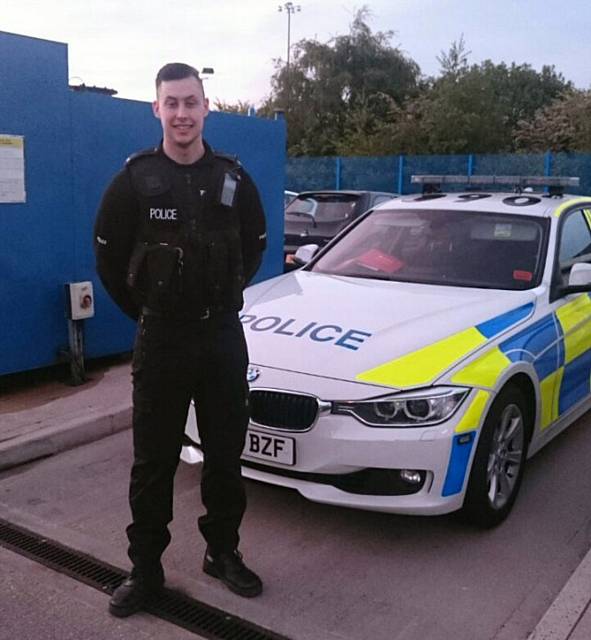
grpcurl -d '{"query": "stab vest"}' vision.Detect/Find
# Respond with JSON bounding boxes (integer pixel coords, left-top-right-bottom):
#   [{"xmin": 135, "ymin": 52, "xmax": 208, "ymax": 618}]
[{"xmin": 126, "ymin": 147, "xmax": 246, "ymax": 315}]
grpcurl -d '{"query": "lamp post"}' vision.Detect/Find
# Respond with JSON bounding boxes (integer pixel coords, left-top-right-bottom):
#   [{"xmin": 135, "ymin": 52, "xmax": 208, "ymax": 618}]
[
  {"xmin": 278, "ymin": 2, "xmax": 301, "ymax": 70},
  {"xmin": 278, "ymin": 2, "xmax": 301, "ymax": 112}
]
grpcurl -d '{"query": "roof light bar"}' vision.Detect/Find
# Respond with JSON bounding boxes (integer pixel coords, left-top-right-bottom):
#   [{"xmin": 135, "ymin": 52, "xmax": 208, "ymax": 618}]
[{"xmin": 411, "ymin": 175, "xmax": 580, "ymax": 188}]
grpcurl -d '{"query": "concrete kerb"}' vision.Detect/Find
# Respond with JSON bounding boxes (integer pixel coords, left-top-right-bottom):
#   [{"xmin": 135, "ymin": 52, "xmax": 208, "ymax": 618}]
[
  {"xmin": 527, "ymin": 546, "xmax": 591, "ymax": 640},
  {"xmin": 0, "ymin": 404, "xmax": 131, "ymax": 471}
]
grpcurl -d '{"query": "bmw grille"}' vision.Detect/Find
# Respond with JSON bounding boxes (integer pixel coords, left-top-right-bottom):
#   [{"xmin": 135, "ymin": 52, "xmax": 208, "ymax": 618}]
[{"xmin": 249, "ymin": 390, "xmax": 319, "ymax": 431}]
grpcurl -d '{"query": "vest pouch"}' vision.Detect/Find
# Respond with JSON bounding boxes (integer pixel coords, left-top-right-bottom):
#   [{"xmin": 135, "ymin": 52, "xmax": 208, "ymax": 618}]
[
  {"xmin": 127, "ymin": 242, "xmax": 184, "ymax": 311},
  {"xmin": 206, "ymin": 236, "xmax": 229, "ymax": 307},
  {"xmin": 206, "ymin": 231, "xmax": 244, "ymax": 310}
]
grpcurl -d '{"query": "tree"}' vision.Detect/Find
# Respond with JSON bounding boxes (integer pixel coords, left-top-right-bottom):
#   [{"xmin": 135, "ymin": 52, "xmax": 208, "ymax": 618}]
[
  {"xmin": 260, "ymin": 27, "xmax": 573, "ymax": 156},
  {"xmin": 436, "ymin": 35, "xmax": 470, "ymax": 79},
  {"xmin": 514, "ymin": 90, "xmax": 591, "ymax": 152},
  {"xmin": 212, "ymin": 99, "xmax": 251, "ymax": 115},
  {"xmin": 262, "ymin": 7, "xmax": 421, "ymax": 155},
  {"xmin": 383, "ymin": 49, "xmax": 573, "ymax": 154}
]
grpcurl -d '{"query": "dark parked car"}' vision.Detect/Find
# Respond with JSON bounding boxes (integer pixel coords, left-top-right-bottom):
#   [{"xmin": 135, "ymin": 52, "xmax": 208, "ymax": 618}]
[{"xmin": 284, "ymin": 190, "xmax": 396, "ymax": 260}]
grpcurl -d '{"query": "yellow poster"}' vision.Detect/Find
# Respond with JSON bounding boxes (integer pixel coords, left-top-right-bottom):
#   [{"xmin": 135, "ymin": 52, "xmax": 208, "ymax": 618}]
[{"xmin": 0, "ymin": 135, "xmax": 26, "ymax": 203}]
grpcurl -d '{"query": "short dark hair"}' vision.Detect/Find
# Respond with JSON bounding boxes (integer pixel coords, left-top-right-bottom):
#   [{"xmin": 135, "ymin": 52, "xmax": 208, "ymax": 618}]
[{"xmin": 155, "ymin": 63, "xmax": 203, "ymax": 93}]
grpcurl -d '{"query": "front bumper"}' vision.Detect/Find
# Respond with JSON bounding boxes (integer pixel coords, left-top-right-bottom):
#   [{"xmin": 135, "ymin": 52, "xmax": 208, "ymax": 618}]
[{"xmin": 181, "ymin": 372, "xmax": 486, "ymax": 516}]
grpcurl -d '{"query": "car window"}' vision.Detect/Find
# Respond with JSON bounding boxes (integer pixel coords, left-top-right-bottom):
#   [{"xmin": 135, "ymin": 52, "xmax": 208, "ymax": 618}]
[
  {"xmin": 286, "ymin": 194, "xmax": 359, "ymax": 222},
  {"xmin": 286, "ymin": 197, "xmax": 316, "ymax": 216},
  {"xmin": 559, "ymin": 209, "xmax": 591, "ymax": 264},
  {"xmin": 310, "ymin": 208, "xmax": 548, "ymax": 290}
]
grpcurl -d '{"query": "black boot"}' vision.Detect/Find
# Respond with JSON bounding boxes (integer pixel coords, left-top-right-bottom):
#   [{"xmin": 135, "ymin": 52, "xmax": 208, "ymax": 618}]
[
  {"xmin": 109, "ymin": 569, "xmax": 164, "ymax": 617},
  {"xmin": 203, "ymin": 549, "xmax": 262, "ymax": 597}
]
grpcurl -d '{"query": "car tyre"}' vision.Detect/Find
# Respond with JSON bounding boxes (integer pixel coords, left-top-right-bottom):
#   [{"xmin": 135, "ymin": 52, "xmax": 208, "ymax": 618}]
[{"xmin": 461, "ymin": 387, "xmax": 529, "ymax": 528}]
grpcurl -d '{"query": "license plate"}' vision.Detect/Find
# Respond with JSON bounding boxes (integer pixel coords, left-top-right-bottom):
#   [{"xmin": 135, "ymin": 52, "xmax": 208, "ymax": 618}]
[{"xmin": 243, "ymin": 429, "xmax": 295, "ymax": 466}]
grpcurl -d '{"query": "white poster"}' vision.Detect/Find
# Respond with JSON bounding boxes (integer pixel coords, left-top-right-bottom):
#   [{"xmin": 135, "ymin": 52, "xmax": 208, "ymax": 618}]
[{"xmin": 0, "ymin": 135, "xmax": 26, "ymax": 203}]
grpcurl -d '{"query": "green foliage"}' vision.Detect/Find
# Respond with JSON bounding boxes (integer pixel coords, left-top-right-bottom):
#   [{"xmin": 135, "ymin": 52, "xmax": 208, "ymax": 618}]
[
  {"xmin": 212, "ymin": 99, "xmax": 252, "ymax": 114},
  {"xmin": 259, "ymin": 14, "xmax": 576, "ymax": 156},
  {"xmin": 514, "ymin": 90, "xmax": 591, "ymax": 152},
  {"xmin": 436, "ymin": 35, "xmax": 471, "ymax": 79},
  {"xmin": 387, "ymin": 59, "xmax": 572, "ymax": 154},
  {"xmin": 264, "ymin": 7, "xmax": 421, "ymax": 155}
]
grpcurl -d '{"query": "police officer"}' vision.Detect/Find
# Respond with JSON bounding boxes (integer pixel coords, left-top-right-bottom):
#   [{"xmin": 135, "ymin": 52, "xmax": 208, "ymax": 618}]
[{"xmin": 94, "ymin": 63, "xmax": 266, "ymax": 617}]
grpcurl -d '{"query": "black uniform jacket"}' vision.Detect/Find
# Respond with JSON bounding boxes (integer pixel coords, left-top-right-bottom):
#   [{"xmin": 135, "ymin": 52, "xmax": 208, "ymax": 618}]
[{"xmin": 94, "ymin": 142, "xmax": 267, "ymax": 320}]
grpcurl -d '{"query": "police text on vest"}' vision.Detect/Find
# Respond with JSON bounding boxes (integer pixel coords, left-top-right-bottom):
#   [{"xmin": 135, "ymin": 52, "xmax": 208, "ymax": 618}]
[{"xmin": 150, "ymin": 208, "xmax": 178, "ymax": 221}]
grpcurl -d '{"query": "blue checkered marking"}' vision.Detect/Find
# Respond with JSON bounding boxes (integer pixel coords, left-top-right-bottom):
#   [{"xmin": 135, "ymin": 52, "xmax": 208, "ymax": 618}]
[
  {"xmin": 499, "ymin": 314, "xmax": 560, "ymax": 380},
  {"xmin": 476, "ymin": 303, "xmax": 534, "ymax": 339},
  {"xmin": 559, "ymin": 349, "xmax": 591, "ymax": 414}
]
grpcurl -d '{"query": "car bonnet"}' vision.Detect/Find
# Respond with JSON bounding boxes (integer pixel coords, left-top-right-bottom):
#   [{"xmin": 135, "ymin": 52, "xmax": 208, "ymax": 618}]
[{"xmin": 241, "ymin": 271, "xmax": 537, "ymax": 389}]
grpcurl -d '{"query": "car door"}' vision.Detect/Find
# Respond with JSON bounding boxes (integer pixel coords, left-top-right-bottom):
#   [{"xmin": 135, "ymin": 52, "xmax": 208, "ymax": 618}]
[{"xmin": 552, "ymin": 207, "xmax": 591, "ymax": 422}]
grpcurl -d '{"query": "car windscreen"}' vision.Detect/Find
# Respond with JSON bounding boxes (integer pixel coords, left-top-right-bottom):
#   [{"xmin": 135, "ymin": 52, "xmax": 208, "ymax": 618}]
[
  {"xmin": 309, "ymin": 208, "xmax": 548, "ymax": 290},
  {"xmin": 285, "ymin": 194, "xmax": 359, "ymax": 223}
]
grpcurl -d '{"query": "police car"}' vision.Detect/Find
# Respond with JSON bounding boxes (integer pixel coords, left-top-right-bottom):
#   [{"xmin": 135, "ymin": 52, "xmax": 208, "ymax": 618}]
[{"xmin": 182, "ymin": 175, "xmax": 591, "ymax": 527}]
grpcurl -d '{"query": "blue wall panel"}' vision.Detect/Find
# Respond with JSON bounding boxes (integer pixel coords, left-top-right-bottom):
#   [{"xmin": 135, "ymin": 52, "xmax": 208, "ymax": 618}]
[
  {"xmin": 203, "ymin": 111, "xmax": 286, "ymax": 290},
  {"xmin": 0, "ymin": 32, "xmax": 72, "ymax": 373},
  {"xmin": 0, "ymin": 31, "xmax": 285, "ymax": 374},
  {"xmin": 70, "ymin": 94, "xmax": 164, "ymax": 357}
]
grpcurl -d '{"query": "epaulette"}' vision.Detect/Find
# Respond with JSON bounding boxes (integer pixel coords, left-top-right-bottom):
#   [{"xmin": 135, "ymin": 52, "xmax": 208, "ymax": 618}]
[
  {"xmin": 125, "ymin": 147, "xmax": 159, "ymax": 166},
  {"xmin": 213, "ymin": 150, "xmax": 242, "ymax": 168}
]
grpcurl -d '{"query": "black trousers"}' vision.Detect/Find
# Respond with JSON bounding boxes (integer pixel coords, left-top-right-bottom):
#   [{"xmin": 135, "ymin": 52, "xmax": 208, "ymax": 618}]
[{"xmin": 126, "ymin": 311, "xmax": 249, "ymax": 575}]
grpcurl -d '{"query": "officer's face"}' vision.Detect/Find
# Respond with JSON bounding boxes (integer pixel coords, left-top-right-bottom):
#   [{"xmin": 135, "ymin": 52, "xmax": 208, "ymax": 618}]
[{"xmin": 153, "ymin": 77, "xmax": 210, "ymax": 150}]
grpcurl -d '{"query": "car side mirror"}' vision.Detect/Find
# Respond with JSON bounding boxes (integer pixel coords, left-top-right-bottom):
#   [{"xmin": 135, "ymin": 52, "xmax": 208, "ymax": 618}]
[
  {"xmin": 553, "ymin": 262, "xmax": 591, "ymax": 300},
  {"xmin": 568, "ymin": 262, "xmax": 591, "ymax": 287},
  {"xmin": 293, "ymin": 244, "xmax": 319, "ymax": 266}
]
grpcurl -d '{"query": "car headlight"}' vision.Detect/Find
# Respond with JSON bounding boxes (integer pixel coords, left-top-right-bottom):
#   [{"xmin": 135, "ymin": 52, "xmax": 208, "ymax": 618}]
[{"xmin": 332, "ymin": 386, "xmax": 470, "ymax": 427}]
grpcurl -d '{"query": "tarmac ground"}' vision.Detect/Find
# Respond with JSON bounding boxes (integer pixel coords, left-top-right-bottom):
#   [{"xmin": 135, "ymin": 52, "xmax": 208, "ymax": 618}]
[{"xmin": 1, "ymin": 355, "xmax": 591, "ymax": 639}]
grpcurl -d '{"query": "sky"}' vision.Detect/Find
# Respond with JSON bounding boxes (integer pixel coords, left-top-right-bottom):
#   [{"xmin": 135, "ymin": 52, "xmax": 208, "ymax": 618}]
[{"xmin": 2, "ymin": 0, "xmax": 590, "ymax": 108}]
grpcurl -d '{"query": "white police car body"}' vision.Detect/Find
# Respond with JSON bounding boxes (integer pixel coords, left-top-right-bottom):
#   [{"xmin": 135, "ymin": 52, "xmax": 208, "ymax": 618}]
[{"xmin": 182, "ymin": 176, "xmax": 591, "ymax": 526}]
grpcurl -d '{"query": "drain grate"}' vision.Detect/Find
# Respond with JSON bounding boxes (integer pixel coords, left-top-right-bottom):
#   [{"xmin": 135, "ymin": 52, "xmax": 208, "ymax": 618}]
[{"xmin": 0, "ymin": 518, "xmax": 291, "ymax": 640}]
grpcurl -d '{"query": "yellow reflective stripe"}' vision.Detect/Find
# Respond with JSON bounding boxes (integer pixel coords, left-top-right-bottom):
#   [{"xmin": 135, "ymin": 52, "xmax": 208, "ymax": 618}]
[
  {"xmin": 540, "ymin": 367, "xmax": 564, "ymax": 430},
  {"xmin": 553, "ymin": 198, "xmax": 591, "ymax": 217},
  {"xmin": 356, "ymin": 327, "xmax": 486, "ymax": 388},
  {"xmin": 455, "ymin": 390, "xmax": 490, "ymax": 434},
  {"xmin": 584, "ymin": 209, "xmax": 591, "ymax": 227},
  {"xmin": 556, "ymin": 294, "xmax": 591, "ymax": 364},
  {"xmin": 451, "ymin": 346, "xmax": 511, "ymax": 388}
]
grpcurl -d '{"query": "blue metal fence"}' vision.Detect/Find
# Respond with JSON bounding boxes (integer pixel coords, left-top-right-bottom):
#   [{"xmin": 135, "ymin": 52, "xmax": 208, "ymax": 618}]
[
  {"xmin": 287, "ymin": 153, "xmax": 591, "ymax": 195},
  {"xmin": 0, "ymin": 31, "xmax": 286, "ymax": 375}
]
